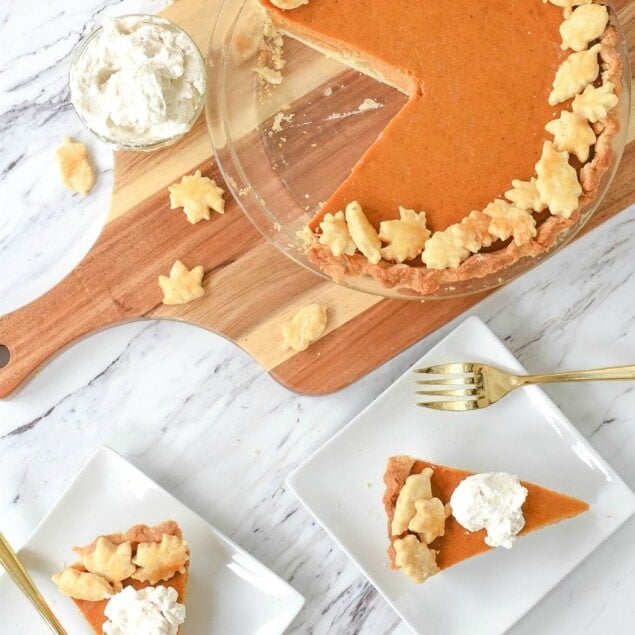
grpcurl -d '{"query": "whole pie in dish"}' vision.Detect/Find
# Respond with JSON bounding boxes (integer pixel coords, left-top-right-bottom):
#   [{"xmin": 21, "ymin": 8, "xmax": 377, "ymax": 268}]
[
  {"xmin": 52, "ymin": 520, "xmax": 189, "ymax": 634},
  {"xmin": 258, "ymin": 0, "xmax": 622, "ymax": 295},
  {"xmin": 383, "ymin": 455, "xmax": 589, "ymax": 583}
]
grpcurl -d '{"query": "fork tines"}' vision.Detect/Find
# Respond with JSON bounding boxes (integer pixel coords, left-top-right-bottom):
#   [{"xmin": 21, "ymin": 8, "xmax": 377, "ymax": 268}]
[{"xmin": 414, "ymin": 362, "xmax": 482, "ymax": 410}]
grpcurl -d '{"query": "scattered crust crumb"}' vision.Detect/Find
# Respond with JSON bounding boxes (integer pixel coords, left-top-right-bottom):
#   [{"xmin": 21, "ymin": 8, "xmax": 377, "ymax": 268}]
[
  {"xmin": 168, "ymin": 170, "xmax": 225, "ymax": 224},
  {"xmin": 282, "ymin": 303, "xmax": 328, "ymax": 351},
  {"xmin": 55, "ymin": 136, "xmax": 95, "ymax": 195},
  {"xmin": 271, "ymin": 111, "xmax": 294, "ymax": 132},
  {"xmin": 158, "ymin": 260, "xmax": 206, "ymax": 305},
  {"xmin": 254, "ymin": 66, "xmax": 283, "ymax": 85},
  {"xmin": 358, "ymin": 98, "xmax": 383, "ymax": 111}
]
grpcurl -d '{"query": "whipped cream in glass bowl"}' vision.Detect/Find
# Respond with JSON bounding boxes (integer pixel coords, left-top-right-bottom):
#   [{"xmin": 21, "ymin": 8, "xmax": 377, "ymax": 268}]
[{"xmin": 69, "ymin": 15, "xmax": 206, "ymax": 151}]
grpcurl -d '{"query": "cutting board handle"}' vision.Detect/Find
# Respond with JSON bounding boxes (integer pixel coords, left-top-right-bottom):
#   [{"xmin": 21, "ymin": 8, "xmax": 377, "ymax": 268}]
[{"xmin": 0, "ymin": 270, "xmax": 126, "ymax": 398}]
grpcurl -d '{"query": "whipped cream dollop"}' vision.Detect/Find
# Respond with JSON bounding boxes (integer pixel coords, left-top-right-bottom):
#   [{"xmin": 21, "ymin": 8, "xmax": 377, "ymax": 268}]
[
  {"xmin": 70, "ymin": 16, "xmax": 205, "ymax": 147},
  {"xmin": 103, "ymin": 585, "xmax": 185, "ymax": 635},
  {"xmin": 450, "ymin": 472, "xmax": 528, "ymax": 549}
]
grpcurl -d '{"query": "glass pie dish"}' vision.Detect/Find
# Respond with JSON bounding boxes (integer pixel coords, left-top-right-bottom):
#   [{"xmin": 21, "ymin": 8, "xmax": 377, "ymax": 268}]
[{"xmin": 206, "ymin": 0, "xmax": 630, "ymax": 300}]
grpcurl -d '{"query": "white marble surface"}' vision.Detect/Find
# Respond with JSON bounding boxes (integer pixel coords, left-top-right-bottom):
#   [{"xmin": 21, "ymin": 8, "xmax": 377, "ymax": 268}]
[{"xmin": 1, "ymin": 1, "xmax": 634, "ymax": 633}]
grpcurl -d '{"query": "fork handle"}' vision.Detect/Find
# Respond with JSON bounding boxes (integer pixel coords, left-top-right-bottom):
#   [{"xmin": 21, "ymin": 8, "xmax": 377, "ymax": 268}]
[
  {"xmin": 518, "ymin": 364, "xmax": 635, "ymax": 386},
  {"xmin": 0, "ymin": 532, "xmax": 68, "ymax": 634}
]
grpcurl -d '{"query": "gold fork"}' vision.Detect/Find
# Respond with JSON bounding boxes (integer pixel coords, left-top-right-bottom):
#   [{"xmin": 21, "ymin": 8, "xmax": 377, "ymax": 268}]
[
  {"xmin": 0, "ymin": 532, "xmax": 68, "ymax": 634},
  {"xmin": 415, "ymin": 362, "xmax": 635, "ymax": 411}
]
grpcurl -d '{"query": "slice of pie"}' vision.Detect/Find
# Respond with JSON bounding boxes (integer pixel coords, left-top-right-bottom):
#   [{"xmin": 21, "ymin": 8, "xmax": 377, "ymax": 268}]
[
  {"xmin": 52, "ymin": 520, "xmax": 189, "ymax": 634},
  {"xmin": 383, "ymin": 455, "xmax": 588, "ymax": 582},
  {"xmin": 258, "ymin": 0, "xmax": 622, "ymax": 295}
]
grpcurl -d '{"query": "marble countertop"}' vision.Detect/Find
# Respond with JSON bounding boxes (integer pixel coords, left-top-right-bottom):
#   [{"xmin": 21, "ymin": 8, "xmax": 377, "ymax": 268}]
[{"xmin": 1, "ymin": 1, "xmax": 634, "ymax": 633}]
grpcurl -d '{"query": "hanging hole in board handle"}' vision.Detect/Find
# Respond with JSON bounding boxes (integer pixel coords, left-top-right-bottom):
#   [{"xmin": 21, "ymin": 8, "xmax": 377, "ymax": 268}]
[{"xmin": 0, "ymin": 345, "xmax": 10, "ymax": 368}]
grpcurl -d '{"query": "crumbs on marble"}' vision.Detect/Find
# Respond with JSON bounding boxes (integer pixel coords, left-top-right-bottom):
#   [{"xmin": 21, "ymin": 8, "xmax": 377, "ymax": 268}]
[{"xmin": 55, "ymin": 136, "xmax": 95, "ymax": 195}]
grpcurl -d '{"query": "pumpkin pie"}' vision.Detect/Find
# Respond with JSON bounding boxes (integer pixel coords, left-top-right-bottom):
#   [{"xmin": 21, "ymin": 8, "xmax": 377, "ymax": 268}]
[
  {"xmin": 52, "ymin": 520, "xmax": 189, "ymax": 634},
  {"xmin": 259, "ymin": 0, "xmax": 622, "ymax": 295},
  {"xmin": 383, "ymin": 455, "xmax": 588, "ymax": 582}
]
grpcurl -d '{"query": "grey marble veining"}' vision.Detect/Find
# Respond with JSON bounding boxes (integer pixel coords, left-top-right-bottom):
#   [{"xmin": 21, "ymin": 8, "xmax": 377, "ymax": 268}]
[{"xmin": 1, "ymin": 1, "xmax": 634, "ymax": 633}]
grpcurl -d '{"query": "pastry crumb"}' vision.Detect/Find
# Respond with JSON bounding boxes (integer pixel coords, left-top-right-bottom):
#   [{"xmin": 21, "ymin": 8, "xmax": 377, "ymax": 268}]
[
  {"xmin": 358, "ymin": 98, "xmax": 382, "ymax": 111},
  {"xmin": 55, "ymin": 136, "xmax": 95, "ymax": 195},
  {"xmin": 271, "ymin": 111, "xmax": 294, "ymax": 132},
  {"xmin": 282, "ymin": 303, "xmax": 328, "ymax": 351}
]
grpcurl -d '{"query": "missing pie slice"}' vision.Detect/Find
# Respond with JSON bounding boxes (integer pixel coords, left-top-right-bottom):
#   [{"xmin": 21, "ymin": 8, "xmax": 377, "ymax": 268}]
[
  {"xmin": 383, "ymin": 455, "xmax": 588, "ymax": 582},
  {"xmin": 52, "ymin": 520, "xmax": 189, "ymax": 634}
]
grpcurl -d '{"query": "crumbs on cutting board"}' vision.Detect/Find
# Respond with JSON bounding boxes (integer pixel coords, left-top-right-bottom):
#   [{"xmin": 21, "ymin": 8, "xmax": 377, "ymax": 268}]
[
  {"xmin": 271, "ymin": 112, "xmax": 295, "ymax": 132},
  {"xmin": 358, "ymin": 98, "xmax": 382, "ymax": 111},
  {"xmin": 325, "ymin": 98, "xmax": 384, "ymax": 121}
]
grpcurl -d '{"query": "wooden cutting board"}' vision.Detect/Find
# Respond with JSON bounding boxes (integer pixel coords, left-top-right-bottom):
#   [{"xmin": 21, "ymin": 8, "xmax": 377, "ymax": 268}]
[{"xmin": 0, "ymin": 0, "xmax": 633, "ymax": 398}]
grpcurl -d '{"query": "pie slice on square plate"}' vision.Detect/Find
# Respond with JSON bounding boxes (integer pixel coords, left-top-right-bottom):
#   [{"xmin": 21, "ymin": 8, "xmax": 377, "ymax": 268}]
[
  {"xmin": 383, "ymin": 455, "xmax": 589, "ymax": 582},
  {"xmin": 52, "ymin": 520, "xmax": 189, "ymax": 634}
]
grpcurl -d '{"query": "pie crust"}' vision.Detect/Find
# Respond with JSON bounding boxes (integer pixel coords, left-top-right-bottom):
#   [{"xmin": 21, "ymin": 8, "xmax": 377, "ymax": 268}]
[{"xmin": 258, "ymin": 0, "xmax": 622, "ymax": 295}]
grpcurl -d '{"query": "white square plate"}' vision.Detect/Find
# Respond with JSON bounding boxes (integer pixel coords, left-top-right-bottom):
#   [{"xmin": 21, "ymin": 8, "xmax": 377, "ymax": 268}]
[
  {"xmin": 287, "ymin": 316, "xmax": 635, "ymax": 634},
  {"xmin": 0, "ymin": 446, "xmax": 304, "ymax": 634}
]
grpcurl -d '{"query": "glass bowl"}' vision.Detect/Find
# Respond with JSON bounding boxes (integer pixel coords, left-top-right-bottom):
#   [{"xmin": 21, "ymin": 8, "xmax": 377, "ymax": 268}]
[
  {"xmin": 206, "ymin": 1, "xmax": 630, "ymax": 299},
  {"xmin": 70, "ymin": 14, "xmax": 206, "ymax": 152}
]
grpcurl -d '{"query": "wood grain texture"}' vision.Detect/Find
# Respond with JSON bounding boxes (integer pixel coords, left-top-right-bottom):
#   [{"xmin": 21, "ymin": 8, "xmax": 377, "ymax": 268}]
[{"xmin": 0, "ymin": 0, "xmax": 633, "ymax": 398}]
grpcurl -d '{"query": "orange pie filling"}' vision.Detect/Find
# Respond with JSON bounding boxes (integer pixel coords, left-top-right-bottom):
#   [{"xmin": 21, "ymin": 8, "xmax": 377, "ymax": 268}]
[
  {"xmin": 260, "ymin": 0, "xmax": 622, "ymax": 295},
  {"xmin": 383, "ymin": 456, "xmax": 589, "ymax": 583}
]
